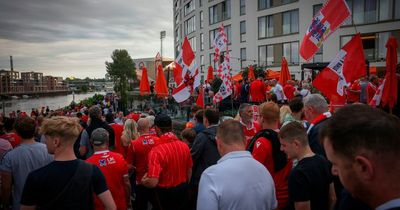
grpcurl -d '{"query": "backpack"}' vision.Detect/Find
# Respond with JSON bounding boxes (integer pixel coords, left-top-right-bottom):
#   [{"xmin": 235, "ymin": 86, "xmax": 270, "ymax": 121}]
[{"xmin": 247, "ymin": 129, "xmax": 288, "ymax": 172}]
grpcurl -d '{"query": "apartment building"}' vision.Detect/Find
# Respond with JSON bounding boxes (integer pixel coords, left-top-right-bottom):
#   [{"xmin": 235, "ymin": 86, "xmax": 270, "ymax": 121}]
[{"xmin": 173, "ymin": 0, "xmax": 400, "ymax": 79}]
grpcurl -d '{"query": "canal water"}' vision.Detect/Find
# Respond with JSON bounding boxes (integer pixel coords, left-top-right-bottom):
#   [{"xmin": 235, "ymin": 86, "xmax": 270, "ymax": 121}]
[{"xmin": 0, "ymin": 92, "xmax": 105, "ymax": 115}]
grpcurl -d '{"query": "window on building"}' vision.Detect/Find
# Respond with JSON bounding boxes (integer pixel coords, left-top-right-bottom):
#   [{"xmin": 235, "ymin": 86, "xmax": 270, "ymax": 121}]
[
  {"xmin": 282, "ymin": 0, "xmax": 296, "ymax": 4},
  {"xmin": 379, "ymin": 0, "xmax": 393, "ymax": 21},
  {"xmin": 200, "ymin": 11, "xmax": 204, "ymax": 28},
  {"xmin": 174, "ymin": 1, "xmax": 179, "ymax": 12},
  {"xmin": 176, "ymin": 44, "xmax": 180, "ymax": 57},
  {"xmin": 313, "ymin": 4, "xmax": 323, "ymax": 63},
  {"xmin": 209, "ymin": 0, "xmax": 231, "ymax": 25},
  {"xmin": 184, "ymin": 0, "xmax": 195, "ymax": 16},
  {"xmin": 258, "ymin": 45, "xmax": 274, "ymax": 67},
  {"xmin": 258, "ymin": 0, "xmax": 272, "ymax": 10},
  {"xmin": 258, "ymin": 15, "xmax": 273, "ymax": 38},
  {"xmin": 184, "ymin": 16, "xmax": 196, "ymax": 35},
  {"xmin": 199, "ymin": 0, "xmax": 203, "ymax": 7},
  {"xmin": 200, "ymin": 55, "xmax": 205, "ymax": 73},
  {"xmin": 189, "ymin": 36, "xmax": 196, "ymax": 52},
  {"xmin": 396, "ymin": 0, "xmax": 400, "ymax": 19},
  {"xmin": 209, "ymin": 25, "xmax": 231, "ymax": 48},
  {"xmin": 240, "ymin": 48, "xmax": 246, "ymax": 69},
  {"xmin": 378, "ymin": 32, "xmax": 390, "ymax": 59},
  {"xmin": 283, "ymin": 42, "xmax": 299, "ymax": 64},
  {"xmin": 200, "ymin": 33, "xmax": 204, "ymax": 51},
  {"xmin": 175, "ymin": 27, "xmax": 180, "ymax": 41},
  {"xmin": 209, "ymin": 53, "xmax": 217, "ymax": 69},
  {"xmin": 345, "ymin": 0, "xmax": 398, "ymax": 24},
  {"xmin": 240, "ymin": 21, "xmax": 246, "ymax": 42},
  {"xmin": 175, "ymin": 12, "xmax": 180, "ymax": 25},
  {"xmin": 240, "ymin": 0, "xmax": 246, "ymax": 15},
  {"xmin": 282, "ymin": 10, "xmax": 299, "ymax": 34}
]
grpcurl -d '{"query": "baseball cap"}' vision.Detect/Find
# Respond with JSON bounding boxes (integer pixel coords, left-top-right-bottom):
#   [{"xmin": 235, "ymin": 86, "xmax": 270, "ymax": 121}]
[{"xmin": 91, "ymin": 128, "xmax": 109, "ymax": 146}]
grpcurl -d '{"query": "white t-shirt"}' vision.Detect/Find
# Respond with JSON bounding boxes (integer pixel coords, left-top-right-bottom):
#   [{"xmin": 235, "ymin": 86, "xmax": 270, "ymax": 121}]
[{"xmin": 273, "ymin": 84, "xmax": 286, "ymax": 101}]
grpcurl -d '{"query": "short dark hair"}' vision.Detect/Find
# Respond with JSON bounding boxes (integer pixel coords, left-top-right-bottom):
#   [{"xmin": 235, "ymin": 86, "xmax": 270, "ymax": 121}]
[
  {"xmin": 3, "ymin": 117, "xmax": 15, "ymax": 132},
  {"xmin": 320, "ymin": 104, "xmax": 400, "ymax": 160},
  {"xmin": 76, "ymin": 112, "xmax": 83, "ymax": 118},
  {"xmin": 105, "ymin": 113, "xmax": 115, "ymax": 124},
  {"xmin": 205, "ymin": 109, "xmax": 219, "ymax": 125},
  {"xmin": 279, "ymin": 121, "xmax": 308, "ymax": 146},
  {"xmin": 89, "ymin": 106, "xmax": 102, "ymax": 119},
  {"xmin": 217, "ymin": 120, "xmax": 244, "ymax": 145},
  {"xmin": 15, "ymin": 117, "xmax": 36, "ymax": 139},
  {"xmin": 195, "ymin": 110, "xmax": 204, "ymax": 124},
  {"xmin": 289, "ymin": 97, "xmax": 304, "ymax": 113},
  {"xmin": 154, "ymin": 114, "xmax": 172, "ymax": 133},
  {"xmin": 181, "ymin": 128, "xmax": 197, "ymax": 143}
]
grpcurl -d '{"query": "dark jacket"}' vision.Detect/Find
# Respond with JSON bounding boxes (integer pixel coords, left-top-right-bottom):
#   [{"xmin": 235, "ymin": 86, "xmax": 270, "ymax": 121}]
[
  {"xmin": 308, "ymin": 118, "xmax": 328, "ymax": 157},
  {"xmin": 86, "ymin": 118, "xmax": 115, "ymax": 149},
  {"xmin": 190, "ymin": 125, "xmax": 220, "ymax": 186}
]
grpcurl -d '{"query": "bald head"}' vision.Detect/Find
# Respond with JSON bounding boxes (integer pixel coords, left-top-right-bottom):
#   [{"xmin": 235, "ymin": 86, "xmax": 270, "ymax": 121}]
[{"xmin": 137, "ymin": 118, "xmax": 150, "ymax": 133}]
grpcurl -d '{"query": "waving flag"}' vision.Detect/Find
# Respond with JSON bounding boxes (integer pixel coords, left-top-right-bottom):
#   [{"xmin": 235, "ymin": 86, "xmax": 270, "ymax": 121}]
[
  {"xmin": 207, "ymin": 66, "xmax": 214, "ymax": 82},
  {"xmin": 139, "ymin": 67, "xmax": 150, "ymax": 96},
  {"xmin": 212, "ymin": 24, "xmax": 228, "ymax": 62},
  {"xmin": 369, "ymin": 79, "xmax": 386, "ymax": 107},
  {"xmin": 196, "ymin": 86, "xmax": 205, "ymax": 108},
  {"xmin": 313, "ymin": 34, "xmax": 365, "ymax": 104},
  {"xmin": 248, "ymin": 65, "xmax": 255, "ymax": 81},
  {"xmin": 172, "ymin": 37, "xmax": 199, "ymax": 103},
  {"xmin": 381, "ymin": 37, "xmax": 398, "ymax": 109},
  {"xmin": 300, "ymin": 0, "xmax": 351, "ymax": 61},
  {"xmin": 155, "ymin": 65, "xmax": 169, "ymax": 97}
]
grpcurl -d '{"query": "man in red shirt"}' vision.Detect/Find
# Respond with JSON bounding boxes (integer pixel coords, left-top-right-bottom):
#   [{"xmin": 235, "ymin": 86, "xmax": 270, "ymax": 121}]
[
  {"xmin": 249, "ymin": 75, "xmax": 267, "ymax": 104},
  {"xmin": 141, "ymin": 114, "xmax": 192, "ymax": 210},
  {"xmin": 86, "ymin": 128, "xmax": 131, "ymax": 210},
  {"xmin": 347, "ymin": 80, "xmax": 361, "ymax": 104},
  {"xmin": 238, "ymin": 103, "xmax": 261, "ymax": 147},
  {"xmin": 105, "ymin": 113, "xmax": 126, "ymax": 157},
  {"xmin": 248, "ymin": 102, "xmax": 292, "ymax": 209},
  {"xmin": 283, "ymin": 80, "xmax": 296, "ymax": 102},
  {"xmin": 0, "ymin": 118, "xmax": 21, "ymax": 148},
  {"xmin": 126, "ymin": 118, "xmax": 160, "ymax": 210}
]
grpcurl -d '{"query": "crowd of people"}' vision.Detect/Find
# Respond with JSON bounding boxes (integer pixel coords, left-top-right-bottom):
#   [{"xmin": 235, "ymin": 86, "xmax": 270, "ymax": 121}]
[{"xmin": 0, "ymin": 73, "xmax": 399, "ymax": 210}]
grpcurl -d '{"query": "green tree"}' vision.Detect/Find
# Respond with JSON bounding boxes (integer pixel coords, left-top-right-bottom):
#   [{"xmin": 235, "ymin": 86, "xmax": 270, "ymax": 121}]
[{"xmin": 105, "ymin": 49, "xmax": 136, "ymax": 112}]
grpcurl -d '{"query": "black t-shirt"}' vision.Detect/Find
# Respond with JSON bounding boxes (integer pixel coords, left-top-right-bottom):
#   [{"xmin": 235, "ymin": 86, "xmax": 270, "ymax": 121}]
[
  {"xmin": 21, "ymin": 159, "xmax": 108, "ymax": 210},
  {"xmin": 288, "ymin": 155, "xmax": 332, "ymax": 210}
]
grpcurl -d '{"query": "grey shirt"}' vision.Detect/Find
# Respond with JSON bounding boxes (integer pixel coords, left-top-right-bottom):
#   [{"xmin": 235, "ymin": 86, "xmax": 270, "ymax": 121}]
[
  {"xmin": 0, "ymin": 142, "xmax": 53, "ymax": 210},
  {"xmin": 197, "ymin": 151, "xmax": 277, "ymax": 210}
]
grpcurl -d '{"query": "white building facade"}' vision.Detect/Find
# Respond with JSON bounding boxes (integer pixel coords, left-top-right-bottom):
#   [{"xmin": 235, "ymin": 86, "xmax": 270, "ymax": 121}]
[{"xmin": 173, "ymin": 0, "xmax": 400, "ymax": 80}]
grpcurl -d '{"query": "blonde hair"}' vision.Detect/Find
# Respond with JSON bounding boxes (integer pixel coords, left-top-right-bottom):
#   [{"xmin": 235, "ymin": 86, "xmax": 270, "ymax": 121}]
[
  {"xmin": 122, "ymin": 119, "xmax": 139, "ymax": 141},
  {"xmin": 41, "ymin": 116, "xmax": 81, "ymax": 143},
  {"xmin": 280, "ymin": 105, "xmax": 292, "ymax": 124}
]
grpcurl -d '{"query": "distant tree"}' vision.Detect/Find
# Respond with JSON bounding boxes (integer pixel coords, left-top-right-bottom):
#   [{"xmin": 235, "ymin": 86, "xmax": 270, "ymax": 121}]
[{"xmin": 105, "ymin": 49, "xmax": 136, "ymax": 112}]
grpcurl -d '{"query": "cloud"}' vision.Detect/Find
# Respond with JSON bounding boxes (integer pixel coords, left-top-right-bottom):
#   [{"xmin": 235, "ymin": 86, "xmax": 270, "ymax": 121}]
[{"xmin": 0, "ymin": 0, "xmax": 174, "ymax": 78}]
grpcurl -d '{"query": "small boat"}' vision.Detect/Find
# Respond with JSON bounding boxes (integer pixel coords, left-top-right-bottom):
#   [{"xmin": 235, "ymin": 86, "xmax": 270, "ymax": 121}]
[
  {"xmin": 22, "ymin": 95, "xmax": 30, "ymax": 99},
  {"xmin": 11, "ymin": 95, "xmax": 19, "ymax": 99}
]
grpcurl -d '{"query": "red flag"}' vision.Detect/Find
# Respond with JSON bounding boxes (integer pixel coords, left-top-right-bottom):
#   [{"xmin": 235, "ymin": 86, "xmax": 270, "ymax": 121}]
[
  {"xmin": 182, "ymin": 37, "xmax": 195, "ymax": 66},
  {"xmin": 381, "ymin": 37, "xmax": 398, "ymax": 109},
  {"xmin": 300, "ymin": 0, "xmax": 350, "ymax": 61},
  {"xmin": 313, "ymin": 34, "xmax": 365, "ymax": 105},
  {"xmin": 279, "ymin": 57, "xmax": 291, "ymax": 86},
  {"xmin": 207, "ymin": 66, "xmax": 214, "ymax": 82},
  {"xmin": 196, "ymin": 86, "xmax": 204, "ymax": 108},
  {"xmin": 312, "ymin": 69, "xmax": 346, "ymax": 104},
  {"xmin": 139, "ymin": 67, "xmax": 150, "ymax": 96},
  {"xmin": 173, "ymin": 62, "xmax": 183, "ymax": 85},
  {"xmin": 248, "ymin": 65, "xmax": 255, "ymax": 81},
  {"xmin": 155, "ymin": 64, "xmax": 169, "ymax": 97}
]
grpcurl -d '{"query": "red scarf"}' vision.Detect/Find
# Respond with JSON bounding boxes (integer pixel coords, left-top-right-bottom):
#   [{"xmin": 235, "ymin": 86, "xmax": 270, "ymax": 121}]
[{"xmin": 307, "ymin": 112, "xmax": 331, "ymax": 134}]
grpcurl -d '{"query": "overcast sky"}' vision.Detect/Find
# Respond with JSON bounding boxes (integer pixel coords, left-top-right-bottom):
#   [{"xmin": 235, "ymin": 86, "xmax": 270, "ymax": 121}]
[{"xmin": 0, "ymin": 0, "xmax": 174, "ymax": 79}]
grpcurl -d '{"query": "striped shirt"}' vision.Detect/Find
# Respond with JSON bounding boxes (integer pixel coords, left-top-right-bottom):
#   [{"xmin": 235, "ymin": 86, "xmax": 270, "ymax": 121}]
[{"xmin": 147, "ymin": 132, "xmax": 192, "ymax": 188}]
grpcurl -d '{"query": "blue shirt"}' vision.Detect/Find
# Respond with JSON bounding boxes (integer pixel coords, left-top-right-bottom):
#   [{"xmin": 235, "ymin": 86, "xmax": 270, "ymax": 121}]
[{"xmin": 197, "ymin": 151, "xmax": 277, "ymax": 210}]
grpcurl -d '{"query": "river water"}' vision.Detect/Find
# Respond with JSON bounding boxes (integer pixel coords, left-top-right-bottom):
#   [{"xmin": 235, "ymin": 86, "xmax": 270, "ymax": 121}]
[{"xmin": 0, "ymin": 92, "xmax": 105, "ymax": 115}]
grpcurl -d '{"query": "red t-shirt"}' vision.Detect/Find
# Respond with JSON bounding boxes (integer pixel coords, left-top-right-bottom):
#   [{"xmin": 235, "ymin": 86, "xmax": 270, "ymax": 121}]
[
  {"xmin": 86, "ymin": 151, "xmax": 129, "ymax": 210},
  {"xmin": 0, "ymin": 133, "xmax": 21, "ymax": 148},
  {"xmin": 81, "ymin": 115, "xmax": 89, "ymax": 123},
  {"xmin": 147, "ymin": 132, "xmax": 192, "ymax": 188},
  {"xmin": 252, "ymin": 137, "xmax": 293, "ymax": 209},
  {"xmin": 126, "ymin": 134, "xmax": 160, "ymax": 184},
  {"xmin": 109, "ymin": 123, "xmax": 126, "ymax": 158},
  {"xmin": 249, "ymin": 79, "xmax": 266, "ymax": 102},
  {"xmin": 242, "ymin": 121, "xmax": 261, "ymax": 147},
  {"xmin": 283, "ymin": 84, "xmax": 296, "ymax": 101},
  {"xmin": 347, "ymin": 81, "xmax": 361, "ymax": 103}
]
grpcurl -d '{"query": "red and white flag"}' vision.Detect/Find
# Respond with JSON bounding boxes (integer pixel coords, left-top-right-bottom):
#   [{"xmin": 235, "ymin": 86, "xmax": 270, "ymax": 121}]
[
  {"xmin": 213, "ymin": 60, "xmax": 232, "ymax": 103},
  {"xmin": 212, "ymin": 24, "xmax": 228, "ymax": 62},
  {"xmin": 300, "ymin": 0, "xmax": 351, "ymax": 61},
  {"xmin": 172, "ymin": 37, "xmax": 200, "ymax": 103},
  {"xmin": 313, "ymin": 34, "xmax": 365, "ymax": 104},
  {"xmin": 369, "ymin": 79, "xmax": 386, "ymax": 107}
]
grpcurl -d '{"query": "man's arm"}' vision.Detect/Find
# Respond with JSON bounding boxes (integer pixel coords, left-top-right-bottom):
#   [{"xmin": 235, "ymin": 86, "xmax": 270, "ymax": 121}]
[
  {"xmin": 294, "ymin": 201, "xmax": 311, "ymax": 210},
  {"xmin": 0, "ymin": 171, "xmax": 12, "ymax": 208},
  {"xmin": 190, "ymin": 134, "xmax": 206, "ymax": 166},
  {"xmin": 79, "ymin": 130, "xmax": 89, "ymax": 157},
  {"xmin": 328, "ymin": 183, "xmax": 337, "ymax": 210},
  {"xmin": 141, "ymin": 173, "xmax": 159, "ymax": 188},
  {"xmin": 187, "ymin": 168, "xmax": 192, "ymax": 183},
  {"xmin": 123, "ymin": 174, "xmax": 132, "ymax": 209},
  {"xmin": 97, "ymin": 190, "xmax": 117, "ymax": 210},
  {"xmin": 197, "ymin": 172, "xmax": 218, "ymax": 210},
  {"xmin": 20, "ymin": 205, "xmax": 36, "ymax": 210}
]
